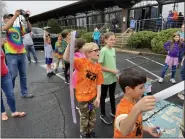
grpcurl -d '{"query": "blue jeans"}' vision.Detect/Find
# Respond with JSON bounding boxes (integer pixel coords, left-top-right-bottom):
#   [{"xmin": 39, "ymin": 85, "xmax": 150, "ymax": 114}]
[
  {"xmin": 6, "ymin": 54, "xmax": 28, "ymax": 96},
  {"xmin": 25, "ymin": 45, "xmax": 38, "ymax": 62},
  {"xmin": 94, "ymin": 40, "xmax": 100, "ymax": 48},
  {"xmin": 161, "ymin": 63, "xmax": 176, "ymax": 78},
  {"xmin": 1, "ymin": 72, "xmax": 16, "ymax": 113},
  {"xmin": 181, "ymin": 60, "xmax": 185, "ymax": 81},
  {"xmin": 179, "ymin": 51, "xmax": 184, "ymax": 63}
]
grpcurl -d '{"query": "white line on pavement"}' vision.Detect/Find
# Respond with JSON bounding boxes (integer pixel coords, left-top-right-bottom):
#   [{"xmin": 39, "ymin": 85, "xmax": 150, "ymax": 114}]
[
  {"xmin": 56, "ymin": 73, "xmax": 65, "ymax": 81},
  {"xmin": 142, "ymin": 56, "xmax": 165, "ymax": 66},
  {"xmin": 105, "ymin": 73, "xmax": 172, "ymax": 103},
  {"xmin": 126, "ymin": 59, "xmax": 161, "ymax": 79}
]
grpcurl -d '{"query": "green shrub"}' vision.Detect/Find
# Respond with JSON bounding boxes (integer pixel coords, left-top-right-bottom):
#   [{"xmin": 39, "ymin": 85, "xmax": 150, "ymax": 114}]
[
  {"xmin": 47, "ymin": 19, "xmax": 62, "ymax": 34},
  {"xmin": 81, "ymin": 32, "xmax": 93, "ymax": 42},
  {"xmin": 127, "ymin": 31, "xmax": 157, "ymax": 48},
  {"xmin": 151, "ymin": 28, "xmax": 179, "ymax": 54}
]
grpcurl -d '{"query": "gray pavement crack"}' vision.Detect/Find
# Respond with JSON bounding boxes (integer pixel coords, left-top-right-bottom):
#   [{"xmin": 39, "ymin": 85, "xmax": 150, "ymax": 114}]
[{"xmin": 53, "ymin": 92, "xmax": 66, "ymax": 138}]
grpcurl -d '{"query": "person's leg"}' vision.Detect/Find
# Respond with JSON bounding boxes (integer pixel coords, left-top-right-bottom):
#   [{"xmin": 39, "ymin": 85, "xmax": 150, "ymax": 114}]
[
  {"xmin": 100, "ymin": 84, "xmax": 108, "ymax": 116},
  {"xmin": 1, "ymin": 73, "xmax": 16, "ymax": 113},
  {"xmin": 6, "ymin": 54, "xmax": 19, "ymax": 88},
  {"xmin": 30, "ymin": 45, "xmax": 38, "ymax": 62},
  {"xmin": 55, "ymin": 58, "xmax": 60, "ymax": 72},
  {"xmin": 160, "ymin": 64, "xmax": 169, "ymax": 78},
  {"xmin": 64, "ymin": 62, "xmax": 70, "ymax": 83},
  {"xmin": 108, "ymin": 82, "xmax": 116, "ymax": 117},
  {"xmin": 79, "ymin": 102, "xmax": 90, "ymax": 138},
  {"xmin": 181, "ymin": 60, "xmax": 185, "ymax": 81},
  {"xmin": 18, "ymin": 54, "xmax": 31, "ymax": 97},
  {"xmin": 89, "ymin": 101, "xmax": 97, "ymax": 137},
  {"xmin": 25, "ymin": 45, "xmax": 31, "ymax": 62},
  {"xmin": 170, "ymin": 65, "xmax": 177, "ymax": 84},
  {"xmin": 1, "ymin": 91, "xmax": 6, "ymax": 113},
  {"xmin": 61, "ymin": 58, "xmax": 65, "ymax": 70}
]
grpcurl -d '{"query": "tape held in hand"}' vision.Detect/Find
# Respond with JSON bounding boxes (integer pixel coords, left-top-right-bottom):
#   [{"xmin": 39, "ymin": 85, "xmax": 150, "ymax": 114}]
[{"xmin": 69, "ymin": 31, "xmax": 77, "ymax": 124}]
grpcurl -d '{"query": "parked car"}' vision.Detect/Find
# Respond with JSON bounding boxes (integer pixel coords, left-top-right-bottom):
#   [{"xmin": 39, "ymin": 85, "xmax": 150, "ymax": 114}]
[{"xmin": 31, "ymin": 27, "xmax": 58, "ymax": 49}]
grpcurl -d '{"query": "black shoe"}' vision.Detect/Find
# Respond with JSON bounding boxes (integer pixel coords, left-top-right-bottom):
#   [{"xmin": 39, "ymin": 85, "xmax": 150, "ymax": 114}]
[
  {"xmin": 28, "ymin": 61, "xmax": 31, "ymax": 64},
  {"xmin": 65, "ymin": 80, "xmax": 70, "ymax": 84},
  {"xmin": 89, "ymin": 132, "xmax": 97, "ymax": 138},
  {"xmin": 80, "ymin": 132, "xmax": 90, "ymax": 138},
  {"xmin": 100, "ymin": 115, "xmax": 112, "ymax": 124},
  {"xmin": 51, "ymin": 71, "xmax": 56, "ymax": 75},
  {"xmin": 22, "ymin": 94, "xmax": 34, "ymax": 98},
  {"xmin": 55, "ymin": 69, "xmax": 58, "ymax": 73},
  {"xmin": 47, "ymin": 73, "xmax": 52, "ymax": 77}
]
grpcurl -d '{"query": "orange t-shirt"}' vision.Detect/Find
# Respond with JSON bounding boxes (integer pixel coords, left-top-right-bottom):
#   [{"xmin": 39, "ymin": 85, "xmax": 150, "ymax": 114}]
[
  {"xmin": 114, "ymin": 98, "xmax": 143, "ymax": 138},
  {"xmin": 74, "ymin": 58, "xmax": 104, "ymax": 102}
]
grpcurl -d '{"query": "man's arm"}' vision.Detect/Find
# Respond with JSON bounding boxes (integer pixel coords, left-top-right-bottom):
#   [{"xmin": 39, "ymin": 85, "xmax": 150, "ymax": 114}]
[
  {"xmin": 2, "ymin": 10, "xmax": 20, "ymax": 31},
  {"xmin": 26, "ymin": 20, "xmax": 32, "ymax": 32}
]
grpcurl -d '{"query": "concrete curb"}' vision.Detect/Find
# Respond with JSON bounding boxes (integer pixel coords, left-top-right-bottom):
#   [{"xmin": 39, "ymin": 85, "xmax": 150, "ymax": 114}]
[{"xmin": 115, "ymin": 48, "xmax": 166, "ymax": 57}]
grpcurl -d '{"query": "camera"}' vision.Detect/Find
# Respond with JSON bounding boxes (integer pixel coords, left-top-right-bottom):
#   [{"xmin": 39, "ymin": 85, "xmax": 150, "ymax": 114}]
[{"xmin": 20, "ymin": 9, "xmax": 29, "ymax": 18}]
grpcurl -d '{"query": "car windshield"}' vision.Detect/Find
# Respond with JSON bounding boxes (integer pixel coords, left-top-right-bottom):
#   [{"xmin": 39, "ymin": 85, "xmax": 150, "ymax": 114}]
[{"xmin": 36, "ymin": 28, "xmax": 44, "ymax": 34}]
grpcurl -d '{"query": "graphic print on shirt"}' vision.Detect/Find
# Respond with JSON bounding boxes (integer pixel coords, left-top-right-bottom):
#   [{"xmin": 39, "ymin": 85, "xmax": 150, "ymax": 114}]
[
  {"xmin": 135, "ymin": 121, "xmax": 143, "ymax": 137},
  {"xmin": 4, "ymin": 27, "xmax": 25, "ymax": 54},
  {"xmin": 86, "ymin": 70, "xmax": 97, "ymax": 81}
]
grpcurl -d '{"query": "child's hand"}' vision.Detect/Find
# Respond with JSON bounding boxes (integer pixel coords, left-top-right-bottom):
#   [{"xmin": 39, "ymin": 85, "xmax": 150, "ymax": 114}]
[
  {"xmin": 135, "ymin": 96, "xmax": 156, "ymax": 113},
  {"xmin": 146, "ymin": 127, "xmax": 162, "ymax": 138},
  {"xmin": 112, "ymin": 69, "xmax": 119, "ymax": 75},
  {"xmin": 94, "ymin": 97, "xmax": 100, "ymax": 108}
]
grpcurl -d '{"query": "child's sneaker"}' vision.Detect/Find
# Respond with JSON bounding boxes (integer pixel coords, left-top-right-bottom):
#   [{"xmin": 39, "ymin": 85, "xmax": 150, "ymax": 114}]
[
  {"xmin": 80, "ymin": 132, "xmax": 90, "ymax": 138},
  {"xmin": 51, "ymin": 71, "xmax": 56, "ymax": 76},
  {"xmin": 177, "ymin": 93, "xmax": 184, "ymax": 100},
  {"xmin": 47, "ymin": 73, "xmax": 52, "ymax": 77},
  {"xmin": 65, "ymin": 79, "xmax": 70, "ymax": 84},
  {"xmin": 170, "ymin": 78, "xmax": 176, "ymax": 84},
  {"xmin": 100, "ymin": 115, "xmax": 112, "ymax": 124},
  {"xmin": 89, "ymin": 132, "xmax": 97, "ymax": 138},
  {"xmin": 158, "ymin": 78, "xmax": 163, "ymax": 83}
]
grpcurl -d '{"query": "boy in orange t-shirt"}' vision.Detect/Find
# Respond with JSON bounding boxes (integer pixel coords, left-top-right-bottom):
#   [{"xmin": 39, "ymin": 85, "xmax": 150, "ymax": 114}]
[
  {"xmin": 114, "ymin": 69, "xmax": 162, "ymax": 138},
  {"xmin": 63, "ymin": 42, "xmax": 104, "ymax": 138}
]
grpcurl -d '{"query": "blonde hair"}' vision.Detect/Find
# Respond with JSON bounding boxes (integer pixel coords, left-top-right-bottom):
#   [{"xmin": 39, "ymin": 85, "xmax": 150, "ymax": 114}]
[{"xmin": 82, "ymin": 42, "xmax": 99, "ymax": 53}]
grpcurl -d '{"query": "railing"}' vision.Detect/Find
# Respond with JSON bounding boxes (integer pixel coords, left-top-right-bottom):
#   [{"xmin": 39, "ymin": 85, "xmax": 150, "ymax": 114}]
[
  {"xmin": 134, "ymin": 16, "xmax": 184, "ymax": 32},
  {"xmin": 60, "ymin": 22, "xmax": 122, "ymax": 33}
]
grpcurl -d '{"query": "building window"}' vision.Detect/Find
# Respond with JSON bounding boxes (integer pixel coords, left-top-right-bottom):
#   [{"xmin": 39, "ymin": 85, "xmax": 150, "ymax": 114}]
[{"xmin": 105, "ymin": 14, "xmax": 110, "ymax": 23}]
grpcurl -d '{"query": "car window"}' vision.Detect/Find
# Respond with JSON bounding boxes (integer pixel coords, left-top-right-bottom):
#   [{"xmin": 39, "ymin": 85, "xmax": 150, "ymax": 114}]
[
  {"xmin": 36, "ymin": 28, "xmax": 44, "ymax": 35},
  {"xmin": 32, "ymin": 28, "xmax": 37, "ymax": 34}
]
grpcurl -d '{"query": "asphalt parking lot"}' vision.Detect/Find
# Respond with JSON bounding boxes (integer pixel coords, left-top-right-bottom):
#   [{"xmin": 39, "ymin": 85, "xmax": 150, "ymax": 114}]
[{"xmin": 1, "ymin": 51, "xmax": 184, "ymax": 138}]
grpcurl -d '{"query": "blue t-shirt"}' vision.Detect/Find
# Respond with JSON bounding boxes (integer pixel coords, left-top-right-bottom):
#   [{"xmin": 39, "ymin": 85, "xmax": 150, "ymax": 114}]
[
  {"xmin": 93, "ymin": 31, "xmax": 101, "ymax": 40},
  {"xmin": 130, "ymin": 20, "xmax": 135, "ymax": 29}
]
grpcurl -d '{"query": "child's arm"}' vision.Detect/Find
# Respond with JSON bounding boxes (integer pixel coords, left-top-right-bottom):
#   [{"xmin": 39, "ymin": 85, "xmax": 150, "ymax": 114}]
[
  {"xmin": 101, "ymin": 65, "xmax": 119, "ymax": 75},
  {"xmin": 63, "ymin": 44, "xmax": 70, "ymax": 62},
  {"xmin": 164, "ymin": 41, "xmax": 171, "ymax": 51},
  {"xmin": 94, "ymin": 85, "xmax": 101, "ymax": 107},
  {"xmin": 117, "ymin": 96, "xmax": 155, "ymax": 136}
]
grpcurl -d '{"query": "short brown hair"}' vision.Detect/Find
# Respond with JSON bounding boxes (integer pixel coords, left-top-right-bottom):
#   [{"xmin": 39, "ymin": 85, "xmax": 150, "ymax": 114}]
[
  {"xmin": 75, "ymin": 38, "xmax": 86, "ymax": 52},
  {"xmin": 61, "ymin": 30, "xmax": 69, "ymax": 38},
  {"xmin": 104, "ymin": 32, "xmax": 115, "ymax": 40},
  {"xmin": 119, "ymin": 69, "xmax": 146, "ymax": 92}
]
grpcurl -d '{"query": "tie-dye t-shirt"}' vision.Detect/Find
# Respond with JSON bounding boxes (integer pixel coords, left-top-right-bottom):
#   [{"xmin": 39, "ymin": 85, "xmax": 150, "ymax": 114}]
[{"xmin": 4, "ymin": 27, "xmax": 26, "ymax": 54}]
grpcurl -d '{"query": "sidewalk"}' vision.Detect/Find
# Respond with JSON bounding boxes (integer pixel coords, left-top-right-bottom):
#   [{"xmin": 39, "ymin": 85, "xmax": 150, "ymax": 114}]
[{"xmin": 115, "ymin": 47, "xmax": 166, "ymax": 57}]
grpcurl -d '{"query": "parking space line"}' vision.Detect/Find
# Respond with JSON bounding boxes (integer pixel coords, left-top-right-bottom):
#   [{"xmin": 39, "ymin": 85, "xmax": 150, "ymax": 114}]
[
  {"xmin": 142, "ymin": 57, "xmax": 164, "ymax": 66},
  {"xmin": 56, "ymin": 73, "xmax": 65, "ymax": 81},
  {"xmin": 126, "ymin": 59, "xmax": 161, "ymax": 79}
]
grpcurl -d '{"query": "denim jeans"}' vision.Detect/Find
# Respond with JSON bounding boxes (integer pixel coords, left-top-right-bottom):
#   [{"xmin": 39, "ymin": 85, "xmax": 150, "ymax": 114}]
[
  {"xmin": 161, "ymin": 63, "xmax": 176, "ymax": 78},
  {"xmin": 1, "ymin": 72, "xmax": 16, "ymax": 113},
  {"xmin": 6, "ymin": 54, "xmax": 28, "ymax": 96},
  {"xmin": 181, "ymin": 60, "xmax": 185, "ymax": 81},
  {"xmin": 25, "ymin": 45, "xmax": 38, "ymax": 62},
  {"xmin": 94, "ymin": 40, "xmax": 100, "ymax": 47}
]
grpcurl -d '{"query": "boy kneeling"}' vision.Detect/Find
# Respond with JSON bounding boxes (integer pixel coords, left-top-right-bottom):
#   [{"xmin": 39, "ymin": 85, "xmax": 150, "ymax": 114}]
[{"xmin": 114, "ymin": 69, "xmax": 162, "ymax": 138}]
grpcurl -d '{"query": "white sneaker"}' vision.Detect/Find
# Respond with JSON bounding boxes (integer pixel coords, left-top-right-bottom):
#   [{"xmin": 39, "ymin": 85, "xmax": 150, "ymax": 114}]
[
  {"xmin": 170, "ymin": 78, "xmax": 176, "ymax": 84},
  {"xmin": 158, "ymin": 78, "xmax": 163, "ymax": 83},
  {"xmin": 178, "ymin": 93, "xmax": 184, "ymax": 100}
]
